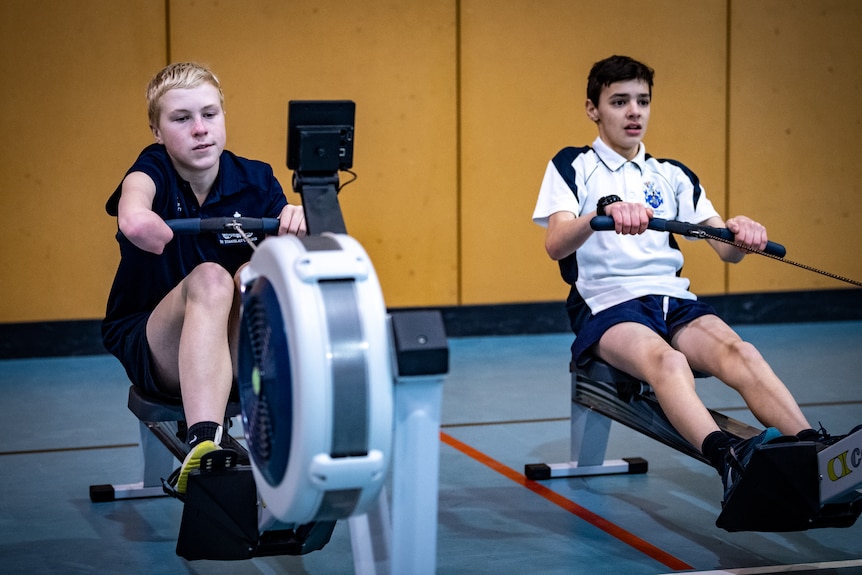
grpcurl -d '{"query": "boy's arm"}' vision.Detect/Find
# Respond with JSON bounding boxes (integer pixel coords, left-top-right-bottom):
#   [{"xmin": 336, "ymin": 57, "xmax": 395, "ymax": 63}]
[
  {"xmin": 545, "ymin": 202, "xmax": 652, "ymax": 261},
  {"xmin": 545, "ymin": 202, "xmax": 650, "ymax": 261},
  {"xmin": 700, "ymin": 215, "xmax": 769, "ymax": 263},
  {"xmin": 116, "ymin": 171, "xmax": 173, "ymax": 254},
  {"xmin": 545, "ymin": 211, "xmax": 593, "ymax": 261}
]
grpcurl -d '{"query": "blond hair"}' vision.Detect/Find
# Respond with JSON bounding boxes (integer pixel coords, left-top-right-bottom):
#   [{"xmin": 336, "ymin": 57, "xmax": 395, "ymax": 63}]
[{"xmin": 146, "ymin": 62, "xmax": 225, "ymax": 129}]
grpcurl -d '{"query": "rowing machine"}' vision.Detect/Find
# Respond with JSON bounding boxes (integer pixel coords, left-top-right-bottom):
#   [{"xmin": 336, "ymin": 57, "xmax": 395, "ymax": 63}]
[{"xmin": 526, "ymin": 216, "xmax": 862, "ymax": 532}]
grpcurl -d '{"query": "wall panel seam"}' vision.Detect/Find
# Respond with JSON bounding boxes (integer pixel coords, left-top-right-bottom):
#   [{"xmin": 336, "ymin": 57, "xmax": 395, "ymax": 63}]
[
  {"xmin": 724, "ymin": 0, "xmax": 733, "ymax": 294},
  {"xmin": 455, "ymin": 0, "xmax": 463, "ymax": 305}
]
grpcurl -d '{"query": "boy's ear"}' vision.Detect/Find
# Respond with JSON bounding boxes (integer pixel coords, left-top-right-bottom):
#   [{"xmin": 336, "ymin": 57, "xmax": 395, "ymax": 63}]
[
  {"xmin": 151, "ymin": 125, "xmax": 163, "ymax": 144},
  {"xmin": 585, "ymin": 99, "xmax": 599, "ymax": 122}
]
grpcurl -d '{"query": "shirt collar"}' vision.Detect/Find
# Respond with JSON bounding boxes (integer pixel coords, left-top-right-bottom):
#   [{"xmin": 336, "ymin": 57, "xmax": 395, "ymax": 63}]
[{"xmin": 592, "ymin": 136, "xmax": 647, "ymax": 172}]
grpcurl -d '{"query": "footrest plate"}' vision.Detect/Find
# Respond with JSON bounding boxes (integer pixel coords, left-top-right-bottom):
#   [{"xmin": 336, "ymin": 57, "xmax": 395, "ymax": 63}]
[
  {"xmin": 717, "ymin": 441, "xmax": 862, "ymax": 532},
  {"xmin": 176, "ymin": 466, "xmax": 335, "ymax": 560}
]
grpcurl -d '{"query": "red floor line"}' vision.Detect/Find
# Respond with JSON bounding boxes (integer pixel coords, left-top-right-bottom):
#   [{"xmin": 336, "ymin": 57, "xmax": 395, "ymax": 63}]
[{"xmin": 440, "ymin": 431, "xmax": 694, "ymax": 572}]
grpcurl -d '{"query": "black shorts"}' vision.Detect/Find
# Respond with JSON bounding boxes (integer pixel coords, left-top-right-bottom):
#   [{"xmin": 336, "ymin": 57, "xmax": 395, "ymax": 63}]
[
  {"xmin": 571, "ymin": 295, "xmax": 717, "ymax": 366},
  {"xmin": 115, "ymin": 312, "xmax": 179, "ymax": 401}
]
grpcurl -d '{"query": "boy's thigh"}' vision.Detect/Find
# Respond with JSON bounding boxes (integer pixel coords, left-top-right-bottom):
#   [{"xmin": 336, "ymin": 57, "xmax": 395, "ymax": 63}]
[{"xmin": 596, "ymin": 321, "xmax": 675, "ymax": 379}]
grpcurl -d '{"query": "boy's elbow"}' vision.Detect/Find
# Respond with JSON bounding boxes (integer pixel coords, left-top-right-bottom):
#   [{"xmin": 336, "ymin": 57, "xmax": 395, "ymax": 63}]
[
  {"xmin": 118, "ymin": 217, "xmax": 148, "ymax": 244},
  {"xmin": 718, "ymin": 247, "xmax": 745, "ymax": 264},
  {"xmin": 545, "ymin": 240, "xmax": 566, "ymax": 261}
]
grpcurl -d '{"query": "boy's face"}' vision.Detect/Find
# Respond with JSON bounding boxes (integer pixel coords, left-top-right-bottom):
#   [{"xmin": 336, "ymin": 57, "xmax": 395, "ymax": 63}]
[
  {"xmin": 585, "ymin": 79, "xmax": 650, "ymax": 160},
  {"xmin": 152, "ymin": 83, "xmax": 226, "ymax": 180}
]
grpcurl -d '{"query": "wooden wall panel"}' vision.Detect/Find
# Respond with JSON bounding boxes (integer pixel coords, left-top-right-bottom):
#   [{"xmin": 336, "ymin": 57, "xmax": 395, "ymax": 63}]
[
  {"xmin": 0, "ymin": 0, "xmax": 165, "ymax": 322},
  {"xmin": 4, "ymin": 1, "xmax": 861, "ymax": 325},
  {"xmin": 728, "ymin": 0, "xmax": 862, "ymax": 292},
  {"xmin": 459, "ymin": 0, "xmax": 729, "ymax": 304},
  {"xmin": 168, "ymin": 0, "xmax": 460, "ymax": 308}
]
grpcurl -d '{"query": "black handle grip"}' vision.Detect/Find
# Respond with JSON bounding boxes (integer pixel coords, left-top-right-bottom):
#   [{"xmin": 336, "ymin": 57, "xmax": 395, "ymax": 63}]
[
  {"xmin": 590, "ymin": 216, "xmax": 786, "ymax": 258},
  {"xmin": 165, "ymin": 217, "xmax": 280, "ymax": 235}
]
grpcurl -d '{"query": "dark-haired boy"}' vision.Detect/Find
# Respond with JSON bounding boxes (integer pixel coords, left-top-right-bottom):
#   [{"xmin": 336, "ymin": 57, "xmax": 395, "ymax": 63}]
[{"xmin": 532, "ymin": 55, "xmax": 828, "ymax": 501}]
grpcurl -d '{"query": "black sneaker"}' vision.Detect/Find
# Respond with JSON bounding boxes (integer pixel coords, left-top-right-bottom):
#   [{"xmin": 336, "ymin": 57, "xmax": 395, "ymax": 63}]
[
  {"xmin": 806, "ymin": 423, "xmax": 862, "ymax": 450},
  {"xmin": 721, "ymin": 427, "xmax": 783, "ymax": 505}
]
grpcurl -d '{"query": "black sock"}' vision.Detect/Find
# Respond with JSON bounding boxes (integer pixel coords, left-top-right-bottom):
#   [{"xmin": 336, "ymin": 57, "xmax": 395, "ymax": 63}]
[
  {"xmin": 187, "ymin": 421, "xmax": 220, "ymax": 448},
  {"xmin": 796, "ymin": 428, "xmax": 820, "ymax": 442},
  {"xmin": 701, "ymin": 430, "xmax": 733, "ymax": 475}
]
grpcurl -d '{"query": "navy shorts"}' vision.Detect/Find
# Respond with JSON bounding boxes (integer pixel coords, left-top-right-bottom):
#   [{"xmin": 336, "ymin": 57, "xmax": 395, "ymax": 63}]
[
  {"xmin": 571, "ymin": 295, "xmax": 718, "ymax": 366},
  {"xmin": 115, "ymin": 312, "xmax": 180, "ymax": 401}
]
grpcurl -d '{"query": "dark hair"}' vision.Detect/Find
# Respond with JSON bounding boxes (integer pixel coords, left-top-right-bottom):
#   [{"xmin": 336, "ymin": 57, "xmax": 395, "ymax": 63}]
[{"xmin": 586, "ymin": 55, "xmax": 654, "ymax": 106}]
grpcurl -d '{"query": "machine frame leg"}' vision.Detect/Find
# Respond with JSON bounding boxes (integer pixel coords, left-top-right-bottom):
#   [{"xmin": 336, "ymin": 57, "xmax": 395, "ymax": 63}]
[
  {"xmin": 345, "ymin": 373, "xmax": 444, "ymax": 575},
  {"xmin": 348, "ymin": 488, "xmax": 392, "ymax": 575},
  {"xmin": 89, "ymin": 419, "xmax": 185, "ymax": 502},
  {"xmin": 525, "ymin": 396, "xmax": 647, "ymax": 480},
  {"xmin": 390, "ymin": 374, "xmax": 442, "ymax": 575}
]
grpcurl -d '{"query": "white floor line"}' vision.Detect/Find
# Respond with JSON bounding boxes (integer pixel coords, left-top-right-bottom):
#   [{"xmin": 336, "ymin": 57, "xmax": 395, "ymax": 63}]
[{"xmin": 658, "ymin": 558, "xmax": 862, "ymax": 575}]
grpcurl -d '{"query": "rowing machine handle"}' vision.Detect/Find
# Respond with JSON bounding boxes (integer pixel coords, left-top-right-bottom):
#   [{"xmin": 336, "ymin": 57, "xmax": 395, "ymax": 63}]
[
  {"xmin": 590, "ymin": 216, "xmax": 786, "ymax": 258},
  {"xmin": 165, "ymin": 217, "xmax": 281, "ymax": 235}
]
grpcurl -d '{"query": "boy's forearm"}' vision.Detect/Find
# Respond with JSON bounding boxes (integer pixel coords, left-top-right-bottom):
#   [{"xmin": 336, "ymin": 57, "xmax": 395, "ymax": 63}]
[
  {"xmin": 116, "ymin": 172, "xmax": 173, "ymax": 254},
  {"xmin": 545, "ymin": 212, "xmax": 596, "ymax": 261},
  {"xmin": 118, "ymin": 209, "xmax": 173, "ymax": 255}
]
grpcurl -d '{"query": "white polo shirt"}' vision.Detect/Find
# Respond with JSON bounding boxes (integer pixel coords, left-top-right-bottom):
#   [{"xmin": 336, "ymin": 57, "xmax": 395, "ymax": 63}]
[{"xmin": 532, "ymin": 137, "xmax": 720, "ymax": 315}]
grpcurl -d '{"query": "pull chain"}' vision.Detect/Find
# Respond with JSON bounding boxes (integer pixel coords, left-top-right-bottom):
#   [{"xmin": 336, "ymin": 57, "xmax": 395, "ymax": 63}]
[
  {"xmin": 227, "ymin": 221, "xmax": 260, "ymax": 252},
  {"xmin": 692, "ymin": 230, "xmax": 862, "ymax": 288}
]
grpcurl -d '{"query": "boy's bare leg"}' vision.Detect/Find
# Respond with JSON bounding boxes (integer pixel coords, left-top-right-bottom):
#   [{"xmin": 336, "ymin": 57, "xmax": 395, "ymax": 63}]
[
  {"xmin": 229, "ymin": 264, "xmax": 248, "ymax": 380},
  {"xmin": 146, "ymin": 262, "xmax": 236, "ymax": 428},
  {"xmin": 596, "ymin": 322, "xmax": 722, "ymax": 450},
  {"xmin": 672, "ymin": 314, "xmax": 811, "ymax": 435}
]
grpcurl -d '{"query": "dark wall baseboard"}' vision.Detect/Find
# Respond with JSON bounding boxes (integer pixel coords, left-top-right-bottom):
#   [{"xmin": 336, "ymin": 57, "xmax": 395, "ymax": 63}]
[
  {"xmin": 0, "ymin": 320, "xmax": 107, "ymax": 360},
  {"xmin": 435, "ymin": 288, "xmax": 862, "ymax": 337},
  {"xmin": 2, "ymin": 288, "xmax": 860, "ymax": 359}
]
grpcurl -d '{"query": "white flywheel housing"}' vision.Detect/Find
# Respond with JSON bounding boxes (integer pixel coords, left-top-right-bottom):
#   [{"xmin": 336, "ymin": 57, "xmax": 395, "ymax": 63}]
[{"xmin": 237, "ymin": 233, "xmax": 393, "ymax": 525}]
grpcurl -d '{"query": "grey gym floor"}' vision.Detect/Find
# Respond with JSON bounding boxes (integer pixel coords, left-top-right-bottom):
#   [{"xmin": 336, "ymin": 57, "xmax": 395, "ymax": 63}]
[{"xmin": 1, "ymin": 320, "xmax": 860, "ymax": 575}]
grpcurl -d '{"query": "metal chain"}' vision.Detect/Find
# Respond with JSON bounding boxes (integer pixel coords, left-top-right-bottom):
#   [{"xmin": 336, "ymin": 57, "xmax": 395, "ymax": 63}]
[
  {"xmin": 226, "ymin": 221, "xmax": 260, "ymax": 252},
  {"xmin": 694, "ymin": 231, "xmax": 862, "ymax": 288}
]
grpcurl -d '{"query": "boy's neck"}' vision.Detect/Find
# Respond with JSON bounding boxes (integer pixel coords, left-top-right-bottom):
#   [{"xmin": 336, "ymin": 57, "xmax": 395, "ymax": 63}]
[
  {"xmin": 597, "ymin": 136, "xmax": 642, "ymax": 162},
  {"xmin": 175, "ymin": 162, "xmax": 219, "ymax": 205}
]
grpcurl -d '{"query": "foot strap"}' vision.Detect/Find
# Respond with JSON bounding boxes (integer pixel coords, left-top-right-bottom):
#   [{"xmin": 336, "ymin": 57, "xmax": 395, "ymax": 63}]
[
  {"xmin": 200, "ymin": 449, "xmax": 238, "ymax": 474},
  {"xmin": 162, "ymin": 449, "xmax": 239, "ymax": 501}
]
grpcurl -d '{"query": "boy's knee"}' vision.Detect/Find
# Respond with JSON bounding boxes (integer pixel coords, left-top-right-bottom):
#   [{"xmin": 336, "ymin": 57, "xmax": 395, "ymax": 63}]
[
  {"xmin": 185, "ymin": 263, "xmax": 235, "ymax": 304},
  {"xmin": 657, "ymin": 348, "xmax": 691, "ymax": 373},
  {"xmin": 648, "ymin": 348, "xmax": 695, "ymax": 390}
]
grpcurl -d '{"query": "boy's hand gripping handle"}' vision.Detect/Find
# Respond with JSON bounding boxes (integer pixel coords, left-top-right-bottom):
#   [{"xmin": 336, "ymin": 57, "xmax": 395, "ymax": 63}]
[{"xmin": 589, "ymin": 216, "xmax": 786, "ymax": 258}]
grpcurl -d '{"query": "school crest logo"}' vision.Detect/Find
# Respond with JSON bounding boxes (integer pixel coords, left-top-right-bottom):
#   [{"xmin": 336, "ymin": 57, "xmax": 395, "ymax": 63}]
[{"xmin": 643, "ymin": 182, "xmax": 663, "ymax": 209}]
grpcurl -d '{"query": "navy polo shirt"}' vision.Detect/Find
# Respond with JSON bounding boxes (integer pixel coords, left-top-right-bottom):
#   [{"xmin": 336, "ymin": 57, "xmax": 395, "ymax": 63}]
[{"xmin": 102, "ymin": 143, "xmax": 288, "ymax": 358}]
